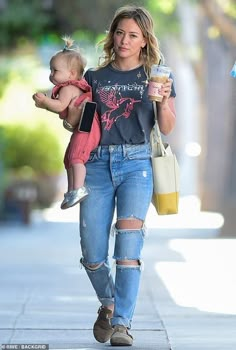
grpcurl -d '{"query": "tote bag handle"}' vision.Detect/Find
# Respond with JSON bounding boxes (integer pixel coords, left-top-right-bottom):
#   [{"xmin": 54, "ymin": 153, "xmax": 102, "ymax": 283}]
[{"xmin": 152, "ymin": 101, "xmax": 167, "ymax": 157}]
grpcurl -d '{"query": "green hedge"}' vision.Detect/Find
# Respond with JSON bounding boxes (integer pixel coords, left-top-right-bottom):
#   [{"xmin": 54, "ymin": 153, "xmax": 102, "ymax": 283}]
[{"xmin": 0, "ymin": 123, "xmax": 63, "ymax": 176}]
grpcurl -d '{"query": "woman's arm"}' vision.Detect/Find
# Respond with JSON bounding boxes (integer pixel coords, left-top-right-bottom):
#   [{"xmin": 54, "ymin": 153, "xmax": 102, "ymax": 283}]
[{"xmin": 157, "ymin": 79, "xmax": 176, "ymax": 135}]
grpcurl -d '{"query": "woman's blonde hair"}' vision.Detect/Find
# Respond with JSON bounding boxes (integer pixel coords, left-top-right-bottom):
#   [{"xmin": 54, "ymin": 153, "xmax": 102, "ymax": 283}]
[
  {"xmin": 50, "ymin": 36, "xmax": 86, "ymax": 78},
  {"xmin": 97, "ymin": 5, "xmax": 163, "ymax": 78}
]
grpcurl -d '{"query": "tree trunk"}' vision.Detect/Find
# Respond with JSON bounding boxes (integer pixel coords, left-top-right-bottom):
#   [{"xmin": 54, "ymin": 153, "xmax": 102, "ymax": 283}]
[{"xmin": 198, "ymin": 1, "xmax": 236, "ymax": 236}]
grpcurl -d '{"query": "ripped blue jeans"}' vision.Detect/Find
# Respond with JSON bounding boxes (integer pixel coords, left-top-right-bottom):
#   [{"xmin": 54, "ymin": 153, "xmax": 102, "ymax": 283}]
[{"xmin": 79, "ymin": 143, "xmax": 153, "ymax": 329}]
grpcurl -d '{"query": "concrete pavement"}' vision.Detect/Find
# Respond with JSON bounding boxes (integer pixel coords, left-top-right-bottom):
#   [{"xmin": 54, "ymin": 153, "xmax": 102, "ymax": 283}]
[{"xmin": 0, "ymin": 202, "xmax": 236, "ymax": 349}]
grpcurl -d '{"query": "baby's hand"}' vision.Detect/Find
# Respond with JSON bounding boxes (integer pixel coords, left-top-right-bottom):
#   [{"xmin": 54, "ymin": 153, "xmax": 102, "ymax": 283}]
[{"xmin": 32, "ymin": 92, "xmax": 47, "ymax": 109}]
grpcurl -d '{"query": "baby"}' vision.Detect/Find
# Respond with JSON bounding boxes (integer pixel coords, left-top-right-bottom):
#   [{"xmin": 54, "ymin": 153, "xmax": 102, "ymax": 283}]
[{"xmin": 33, "ymin": 37, "xmax": 100, "ymax": 209}]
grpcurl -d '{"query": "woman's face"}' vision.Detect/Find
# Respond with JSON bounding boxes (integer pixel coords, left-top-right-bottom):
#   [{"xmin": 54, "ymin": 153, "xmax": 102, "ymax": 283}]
[{"xmin": 113, "ymin": 18, "xmax": 146, "ymax": 61}]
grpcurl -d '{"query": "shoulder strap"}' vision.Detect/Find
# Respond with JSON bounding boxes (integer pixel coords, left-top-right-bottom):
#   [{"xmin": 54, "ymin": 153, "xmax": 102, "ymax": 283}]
[{"xmin": 151, "ymin": 101, "xmax": 167, "ymax": 157}]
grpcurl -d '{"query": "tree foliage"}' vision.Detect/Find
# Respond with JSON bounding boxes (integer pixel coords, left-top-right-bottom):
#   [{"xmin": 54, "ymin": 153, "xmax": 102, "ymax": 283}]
[
  {"xmin": 1, "ymin": 123, "xmax": 63, "ymax": 175},
  {"xmin": 199, "ymin": 0, "xmax": 236, "ymax": 46},
  {"xmin": 0, "ymin": 0, "xmax": 53, "ymax": 49},
  {"xmin": 0, "ymin": 0, "xmax": 235, "ymax": 50},
  {"xmin": 0, "ymin": 0, "xmax": 179, "ymax": 50}
]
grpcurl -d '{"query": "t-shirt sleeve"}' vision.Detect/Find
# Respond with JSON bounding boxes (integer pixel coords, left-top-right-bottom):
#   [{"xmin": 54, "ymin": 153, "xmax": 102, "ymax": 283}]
[{"xmin": 84, "ymin": 69, "xmax": 93, "ymax": 86}]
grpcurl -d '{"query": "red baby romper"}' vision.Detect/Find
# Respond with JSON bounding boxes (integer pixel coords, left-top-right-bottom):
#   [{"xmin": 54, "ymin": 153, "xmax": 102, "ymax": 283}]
[{"xmin": 51, "ymin": 79, "xmax": 101, "ymax": 170}]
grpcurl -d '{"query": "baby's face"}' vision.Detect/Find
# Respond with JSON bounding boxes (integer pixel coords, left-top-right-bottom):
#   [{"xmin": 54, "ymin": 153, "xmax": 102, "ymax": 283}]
[{"xmin": 49, "ymin": 56, "xmax": 72, "ymax": 85}]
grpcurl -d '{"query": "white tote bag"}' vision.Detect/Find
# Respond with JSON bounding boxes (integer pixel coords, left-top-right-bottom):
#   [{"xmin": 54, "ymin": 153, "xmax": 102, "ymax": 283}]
[{"xmin": 151, "ymin": 103, "xmax": 180, "ymax": 215}]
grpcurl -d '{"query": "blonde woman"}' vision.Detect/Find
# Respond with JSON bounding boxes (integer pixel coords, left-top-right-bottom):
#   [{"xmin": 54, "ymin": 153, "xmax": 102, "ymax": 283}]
[{"xmin": 68, "ymin": 5, "xmax": 176, "ymax": 346}]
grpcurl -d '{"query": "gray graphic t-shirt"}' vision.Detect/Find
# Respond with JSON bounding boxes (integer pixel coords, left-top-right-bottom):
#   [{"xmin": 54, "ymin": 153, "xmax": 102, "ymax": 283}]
[{"xmin": 85, "ymin": 64, "xmax": 176, "ymax": 145}]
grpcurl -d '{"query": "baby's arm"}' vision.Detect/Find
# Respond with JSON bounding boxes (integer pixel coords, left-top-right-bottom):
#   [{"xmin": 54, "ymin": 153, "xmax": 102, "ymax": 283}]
[{"xmin": 33, "ymin": 85, "xmax": 82, "ymax": 113}]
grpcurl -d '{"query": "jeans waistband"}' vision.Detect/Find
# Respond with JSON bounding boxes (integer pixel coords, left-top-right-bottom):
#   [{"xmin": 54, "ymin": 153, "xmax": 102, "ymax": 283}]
[{"xmin": 96, "ymin": 143, "xmax": 151, "ymax": 158}]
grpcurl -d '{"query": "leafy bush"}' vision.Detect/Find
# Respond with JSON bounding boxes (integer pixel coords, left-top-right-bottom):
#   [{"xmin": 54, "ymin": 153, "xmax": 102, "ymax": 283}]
[
  {"xmin": 1, "ymin": 123, "xmax": 63, "ymax": 175},
  {"xmin": 0, "ymin": 123, "xmax": 64, "ymax": 210}
]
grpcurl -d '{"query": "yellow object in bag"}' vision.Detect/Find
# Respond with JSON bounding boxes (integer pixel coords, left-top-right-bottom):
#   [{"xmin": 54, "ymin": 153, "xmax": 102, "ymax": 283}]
[{"xmin": 153, "ymin": 192, "xmax": 179, "ymax": 215}]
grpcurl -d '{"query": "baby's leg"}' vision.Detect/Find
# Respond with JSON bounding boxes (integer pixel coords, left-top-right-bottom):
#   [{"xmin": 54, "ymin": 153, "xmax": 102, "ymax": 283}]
[
  {"xmin": 72, "ymin": 162, "xmax": 86, "ymax": 189},
  {"xmin": 63, "ymin": 162, "xmax": 88, "ymax": 209},
  {"xmin": 67, "ymin": 167, "xmax": 73, "ymax": 192}
]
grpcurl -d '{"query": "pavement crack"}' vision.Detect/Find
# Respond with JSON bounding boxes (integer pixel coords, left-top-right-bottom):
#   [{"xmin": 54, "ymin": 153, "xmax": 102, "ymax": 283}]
[
  {"xmin": 144, "ymin": 269, "xmax": 173, "ymax": 350},
  {"xmin": 7, "ymin": 289, "xmax": 33, "ymax": 343}
]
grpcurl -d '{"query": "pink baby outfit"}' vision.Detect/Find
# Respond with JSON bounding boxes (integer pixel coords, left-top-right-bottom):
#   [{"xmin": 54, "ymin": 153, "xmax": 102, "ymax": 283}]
[{"xmin": 52, "ymin": 79, "xmax": 101, "ymax": 169}]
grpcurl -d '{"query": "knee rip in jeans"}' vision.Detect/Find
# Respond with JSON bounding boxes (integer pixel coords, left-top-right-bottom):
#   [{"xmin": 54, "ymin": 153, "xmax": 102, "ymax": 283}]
[
  {"xmin": 112, "ymin": 225, "xmax": 146, "ymax": 268},
  {"xmin": 115, "ymin": 259, "xmax": 144, "ymax": 271},
  {"xmin": 110, "ymin": 220, "xmax": 147, "ymax": 237},
  {"xmin": 80, "ymin": 257, "xmax": 105, "ymax": 271},
  {"xmin": 116, "ymin": 217, "xmax": 143, "ymax": 230}
]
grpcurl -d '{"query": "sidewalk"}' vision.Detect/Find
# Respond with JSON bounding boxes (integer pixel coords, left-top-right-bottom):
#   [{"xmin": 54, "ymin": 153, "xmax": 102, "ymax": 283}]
[{"xmin": 0, "ymin": 202, "xmax": 236, "ymax": 349}]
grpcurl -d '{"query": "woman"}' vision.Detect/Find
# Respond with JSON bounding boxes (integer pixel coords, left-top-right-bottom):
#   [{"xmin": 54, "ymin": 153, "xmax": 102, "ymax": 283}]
[{"xmin": 68, "ymin": 5, "xmax": 176, "ymax": 347}]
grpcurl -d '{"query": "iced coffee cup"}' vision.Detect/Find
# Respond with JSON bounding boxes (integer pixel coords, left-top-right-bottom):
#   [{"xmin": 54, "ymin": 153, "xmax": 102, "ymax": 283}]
[{"xmin": 148, "ymin": 65, "xmax": 171, "ymax": 102}]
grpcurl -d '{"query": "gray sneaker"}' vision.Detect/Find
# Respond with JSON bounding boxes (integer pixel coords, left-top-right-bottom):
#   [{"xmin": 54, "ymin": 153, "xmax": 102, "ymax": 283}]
[
  {"xmin": 64, "ymin": 186, "xmax": 88, "ymax": 209},
  {"xmin": 93, "ymin": 306, "xmax": 113, "ymax": 343},
  {"xmin": 110, "ymin": 325, "xmax": 133, "ymax": 346}
]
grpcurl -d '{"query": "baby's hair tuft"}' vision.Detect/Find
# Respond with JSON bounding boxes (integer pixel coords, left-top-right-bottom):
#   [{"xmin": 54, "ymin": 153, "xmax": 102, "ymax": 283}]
[{"xmin": 62, "ymin": 35, "xmax": 75, "ymax": 50}]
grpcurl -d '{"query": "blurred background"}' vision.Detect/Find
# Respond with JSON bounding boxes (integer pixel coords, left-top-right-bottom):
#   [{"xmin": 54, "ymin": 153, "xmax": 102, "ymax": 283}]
[{"xmin": 0, "ymin": 0, "xmax": 235, "ymax": 236}]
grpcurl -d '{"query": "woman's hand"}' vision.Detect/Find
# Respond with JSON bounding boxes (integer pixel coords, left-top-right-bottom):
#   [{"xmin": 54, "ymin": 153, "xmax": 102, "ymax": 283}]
[
  {"xmin": 160, "ymin": 78, "xmax": 173, "ymax": 105},
  {"xmin": 66, "ymin": 96, "xmax": 89, "ymax": 127}
]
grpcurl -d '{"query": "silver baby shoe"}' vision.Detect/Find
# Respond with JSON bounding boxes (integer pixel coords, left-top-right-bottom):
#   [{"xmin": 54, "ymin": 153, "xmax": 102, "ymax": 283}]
[
  {"xmin": 60, "ymin": 192, "xmax": 72, "ymax": 210},
  {"xmin": 65, "ymin": 186, "xmax": 89, "ymax": 208}
]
